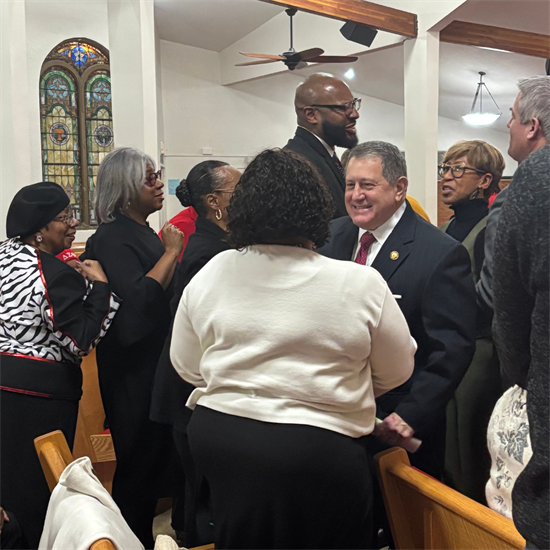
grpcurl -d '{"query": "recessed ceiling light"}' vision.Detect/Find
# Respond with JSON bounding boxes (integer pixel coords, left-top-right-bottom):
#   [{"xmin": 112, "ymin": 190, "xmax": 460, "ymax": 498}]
[{"xmin": 344, "ymin": 68, "xmax": 355, "ymax": 79}]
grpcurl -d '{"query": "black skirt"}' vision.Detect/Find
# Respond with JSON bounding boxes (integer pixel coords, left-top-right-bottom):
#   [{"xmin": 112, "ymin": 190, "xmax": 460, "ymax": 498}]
[{"xmin": 188, "ymin": 406, "xmax": 374, "ymax": 550}]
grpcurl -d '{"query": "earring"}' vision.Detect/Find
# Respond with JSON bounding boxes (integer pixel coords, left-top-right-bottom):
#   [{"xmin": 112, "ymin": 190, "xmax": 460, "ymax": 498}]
[
  {"xmin": 36, "ymin": 234, "xmax": 43, "ymax": 243},
  {"xmin": 215, "ymin": 209, "xmax": 222, "ymax": 221},
  {"xmin": 469, "ymin": 188, "xmax": 480, "ymax": 200}
]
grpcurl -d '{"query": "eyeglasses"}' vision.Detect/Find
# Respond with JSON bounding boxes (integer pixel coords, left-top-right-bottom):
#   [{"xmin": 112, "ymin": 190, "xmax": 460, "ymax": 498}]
[
  {"xmin": 308, "ymin": 98, "xmax": 361, "ymax": 116},
  {"xmin": 438, "ymin": 164, "xmax": 486, "ymax": 179},
  {"xmin": 213, "ymin": 188, "xmax": 235, "ymax": 194},
  {"xmin": 53, "ymin": 212, "xmax": 75, "ymax": 226},
  {"xmin": 145, "ymin": 170, "xmax": 162, "ymax": 187}
]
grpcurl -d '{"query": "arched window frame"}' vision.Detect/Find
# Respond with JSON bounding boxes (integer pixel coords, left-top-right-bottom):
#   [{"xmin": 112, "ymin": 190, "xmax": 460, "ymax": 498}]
[{"xmin": 40, "ymin": 38, "xmax": 113, "ymax": 228}]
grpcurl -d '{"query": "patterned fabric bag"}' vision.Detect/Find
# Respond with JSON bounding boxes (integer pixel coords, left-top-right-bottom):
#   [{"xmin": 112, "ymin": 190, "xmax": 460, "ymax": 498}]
[{"xmin": 486, "ymin": 384, "xmax": 533, "ymax": 518}]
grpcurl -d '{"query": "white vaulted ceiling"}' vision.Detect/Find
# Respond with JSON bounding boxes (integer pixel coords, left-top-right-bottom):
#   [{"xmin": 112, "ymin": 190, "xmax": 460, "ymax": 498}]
[
  {"xmin": 153, "ymin": 0, "xmax": 549, "ymax": 133},
  {"xmin": 154, "ymin": 0, "xmax": 281, "ymax": 52},
  {"xmin": 298, "ymin": 42, "xmax": 545, "ymax": 133}
]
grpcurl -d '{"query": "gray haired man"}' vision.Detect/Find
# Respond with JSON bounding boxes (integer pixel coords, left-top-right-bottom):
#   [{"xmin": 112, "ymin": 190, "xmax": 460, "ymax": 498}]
[
  {"xmin": 319, "ymin": 141, "xmax": 476, "ymax": 479},
  {"xmin": 477, "ymin": 75, "xmax": 550, "ymax": 320},
  {"xmin": 488, "ymin": 75, "xmax": 550, "ymax": 550}
]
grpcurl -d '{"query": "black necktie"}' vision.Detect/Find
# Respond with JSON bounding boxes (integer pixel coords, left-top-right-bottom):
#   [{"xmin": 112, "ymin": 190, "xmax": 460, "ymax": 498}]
[{"xmin": 332, "ymin": 154, "xmax": 345, "ymax": 179}]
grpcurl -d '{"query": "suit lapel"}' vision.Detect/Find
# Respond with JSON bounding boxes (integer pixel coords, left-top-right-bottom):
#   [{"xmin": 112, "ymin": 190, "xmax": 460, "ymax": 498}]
[
  {"xmin": 371, "ymin": 202, "xmax": 416, "ymax": 282},
  {"xmin": 294, "ymin": 128, "xmax": 345, "ymax": 190},
  {"xmin": 330, "ymin": 217, "xmax": 358, "ymax": 261}
]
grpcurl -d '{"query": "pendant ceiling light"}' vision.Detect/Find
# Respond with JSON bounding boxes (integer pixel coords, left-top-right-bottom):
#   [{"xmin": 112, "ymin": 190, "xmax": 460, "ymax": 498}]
[{"xmin": 462, "ymin": 71, "xmax": 502, "ymax": 126}]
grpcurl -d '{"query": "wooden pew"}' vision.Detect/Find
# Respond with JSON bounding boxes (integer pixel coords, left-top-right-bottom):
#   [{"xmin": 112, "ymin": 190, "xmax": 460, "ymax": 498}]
[
  {"xmin": 375, "ymin": 447, "xmax": 525, "ymax": 550},
  {"xmin": 34, "ymin": 430, "xmax": 116, "ymax": 550},
  {"xmin": 35, "ymin": 431, "xmax": 215, "ymax": 550}
]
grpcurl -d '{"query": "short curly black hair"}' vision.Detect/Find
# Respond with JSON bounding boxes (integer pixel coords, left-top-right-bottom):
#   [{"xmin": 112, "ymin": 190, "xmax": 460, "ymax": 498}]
[{"xmin": 227, "ymin": 149, "xmax": 335, "ymax": 249}]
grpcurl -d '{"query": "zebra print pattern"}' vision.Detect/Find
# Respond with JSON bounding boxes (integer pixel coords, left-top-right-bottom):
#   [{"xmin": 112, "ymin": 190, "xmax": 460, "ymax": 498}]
[{"xmin": 0, "ymin": 238, "xmax": 120, "ymax": 363}]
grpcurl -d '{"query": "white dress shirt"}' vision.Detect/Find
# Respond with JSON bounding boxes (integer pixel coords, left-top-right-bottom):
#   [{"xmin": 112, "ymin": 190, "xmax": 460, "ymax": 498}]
[{"xmin": 352, "ymin": 201, "xmax": 407, "ymax": 265}]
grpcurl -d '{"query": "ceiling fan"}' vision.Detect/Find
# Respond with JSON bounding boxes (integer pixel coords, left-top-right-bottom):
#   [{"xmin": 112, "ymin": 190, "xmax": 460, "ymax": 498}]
[{"xmin": 236, "ymin": 8, "xmax": 358, "ymax": 71}]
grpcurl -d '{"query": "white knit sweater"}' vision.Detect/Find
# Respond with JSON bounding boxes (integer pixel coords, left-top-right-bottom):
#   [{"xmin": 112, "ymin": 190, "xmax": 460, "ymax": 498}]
[{"xmin": 171, "ymin": 245, "xmax": 416, "ymax": 438}]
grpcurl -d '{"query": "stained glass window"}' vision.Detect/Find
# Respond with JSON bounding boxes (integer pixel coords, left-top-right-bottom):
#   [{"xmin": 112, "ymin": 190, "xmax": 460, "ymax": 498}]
[
  {"xmin": 85, "ymin": 72, "xmax": 114, "ymax": 226},
  {"xmin": 40, "ymin": 38, "xmax": 113, "ymax": 228},
  {"xmin": 48, "ymin": 39, "xmax": 108, "ymax": 75},
  {"xmin": 40, "ymin": 69, "xmax": 82, "ymax": 222}
]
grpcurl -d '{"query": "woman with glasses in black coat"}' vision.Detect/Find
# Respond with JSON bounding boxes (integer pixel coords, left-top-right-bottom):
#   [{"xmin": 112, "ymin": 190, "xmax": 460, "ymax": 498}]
[{"xmin": 439, "ymin": 140, "xmax": 506, "ymax": 504}]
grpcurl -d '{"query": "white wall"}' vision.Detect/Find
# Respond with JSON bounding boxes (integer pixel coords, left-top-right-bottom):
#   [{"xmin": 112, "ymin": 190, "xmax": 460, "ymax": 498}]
[
  {"xmin": 1, "ymin": 1, "xmax": 32, "ymax": 239},
  {"xmin": 438, "ymin": 117, "xmax": 517, "ymax": 174},
  {"xmin": 160, "ymin": 39, "xmax": 300, "ymax": 220},
  {"xmin": 160, "ymin": 39, "xmax": 516, "ymax": 220}
]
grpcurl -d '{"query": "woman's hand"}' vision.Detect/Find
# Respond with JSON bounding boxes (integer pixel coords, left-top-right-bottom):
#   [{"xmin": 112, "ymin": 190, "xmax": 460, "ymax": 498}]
[
  {"xmin": 161, "ymin": 223, "xmax": 184, "ymax": 257},
  {"xmin": 76, "ymin": 260, "xmax": 108, "ymax": 284}
]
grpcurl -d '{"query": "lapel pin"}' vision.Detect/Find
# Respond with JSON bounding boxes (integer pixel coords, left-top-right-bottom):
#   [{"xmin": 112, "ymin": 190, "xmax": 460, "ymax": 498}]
[{"xmin": 390, "ymin": 251, "xmax": 399, "ymax": 260}]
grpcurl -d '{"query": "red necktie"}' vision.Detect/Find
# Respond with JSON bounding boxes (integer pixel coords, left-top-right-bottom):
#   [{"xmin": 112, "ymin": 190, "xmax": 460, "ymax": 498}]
[{"xmin": 354, "ymin": 232, "xmax": 377, "ymax": 265}]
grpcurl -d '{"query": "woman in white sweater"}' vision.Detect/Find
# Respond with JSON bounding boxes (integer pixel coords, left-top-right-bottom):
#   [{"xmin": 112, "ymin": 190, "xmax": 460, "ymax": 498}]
[{"xmin": 170, "ymin": 149, "xmax": 416, "ymax": 549}]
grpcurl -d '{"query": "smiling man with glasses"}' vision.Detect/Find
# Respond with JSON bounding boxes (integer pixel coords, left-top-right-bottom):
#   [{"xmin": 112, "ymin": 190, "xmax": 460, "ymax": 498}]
[{"xmin": 284, "ymin": 73, "xmax": 361, "ymax": 219}]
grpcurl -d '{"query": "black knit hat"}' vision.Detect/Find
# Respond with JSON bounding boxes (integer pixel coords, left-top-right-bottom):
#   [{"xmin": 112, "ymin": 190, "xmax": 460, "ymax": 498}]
[{"xmin": 6, "ymin": 182, "xmax": 70, "ymax": 238}]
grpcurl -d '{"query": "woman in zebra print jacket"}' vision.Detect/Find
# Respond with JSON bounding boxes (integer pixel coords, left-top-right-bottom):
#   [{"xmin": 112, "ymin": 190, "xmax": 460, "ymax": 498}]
[{"xmin": 0, "ymin": 181, "xmax": 120, "ymax": 548}]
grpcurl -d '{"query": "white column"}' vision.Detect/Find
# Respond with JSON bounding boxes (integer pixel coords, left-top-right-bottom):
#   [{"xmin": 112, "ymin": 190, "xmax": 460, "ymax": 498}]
[
  {"xmin": 0, "ymin": 0, "xmax": 32, "ymax": 240},
  {"xmin": 107, "ymin": 0, "xmax": 162, "ymax": 229},
  {"xmin": 403, "ymin": 24, "xmax": 440, "ymax": 223}
]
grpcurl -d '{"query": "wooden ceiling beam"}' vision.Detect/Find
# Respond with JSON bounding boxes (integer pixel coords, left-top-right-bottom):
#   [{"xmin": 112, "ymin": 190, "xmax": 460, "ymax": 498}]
[
  {"xmin": 258, "ymin": 0, "xmax": 417, "ymax": 38},
  {"xmin": 440, "ymin": 20, "xmax": 550, "ymax": 59}
]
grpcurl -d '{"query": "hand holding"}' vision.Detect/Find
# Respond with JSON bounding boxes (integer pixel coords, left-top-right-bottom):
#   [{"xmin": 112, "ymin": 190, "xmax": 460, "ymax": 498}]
[
  {"xmin": 373, "ymin": 413, "xmax": 421, "ymax": 452},
  {"xmin": 76, "ymin": 260, "xmax": 108, "ymax": 284},
  {"xmin": 161, "ymin": 223, "xmax": 184, "ymax": 257}
]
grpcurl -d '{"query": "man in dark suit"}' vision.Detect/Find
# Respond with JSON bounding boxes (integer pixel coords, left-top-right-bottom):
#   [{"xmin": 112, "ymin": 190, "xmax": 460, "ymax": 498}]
[
  {"xmin": 319, "ymin": 141, "xmax": 476, "ymax": 478},
  {"xmin": 284, "ymin": 73, "xmax": 360, "ymax": 218}
]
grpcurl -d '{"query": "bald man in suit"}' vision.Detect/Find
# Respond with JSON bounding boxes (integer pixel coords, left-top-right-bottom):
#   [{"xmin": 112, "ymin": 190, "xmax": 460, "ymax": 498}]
[{"xmin": 284, "ymin": 73, "xmax": 360, "ymax": 218}]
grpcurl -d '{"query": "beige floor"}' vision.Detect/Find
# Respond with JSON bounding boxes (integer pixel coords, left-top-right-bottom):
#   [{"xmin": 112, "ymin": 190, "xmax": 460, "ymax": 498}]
[{"xmin": 153, "ymin": 508, "xmax": 178, "ymax": 543}]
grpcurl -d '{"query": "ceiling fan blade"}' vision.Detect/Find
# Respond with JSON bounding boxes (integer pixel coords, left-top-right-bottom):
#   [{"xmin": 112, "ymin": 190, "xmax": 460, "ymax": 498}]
[
  {"xmin": 239, "ymin": 52, "xmax": 285, "ymax": 60},
  {"xmin": 293, "ymin": 47, "xmax": 324, "ymax": 60},
  {"xmin": 235, "ymin": 58, "xmax": 282, "ymax": 66},
  {"xmin": 307, "ymin": 55, "xmax": 359, "ymax": 63}
]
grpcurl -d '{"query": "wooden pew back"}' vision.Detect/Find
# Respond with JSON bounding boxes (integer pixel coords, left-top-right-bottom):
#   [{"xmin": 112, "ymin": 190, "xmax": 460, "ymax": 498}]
[
  {"xmin": 375, "ymin": 447, "xmax": 525, "ymax": 550},
  {"xmin": 34, "ymin": 430, "xmax": 116, "ymax": 550},
  {"xmin": 35, "ymin": 432, "xmax": 214, "ymax": 550}
]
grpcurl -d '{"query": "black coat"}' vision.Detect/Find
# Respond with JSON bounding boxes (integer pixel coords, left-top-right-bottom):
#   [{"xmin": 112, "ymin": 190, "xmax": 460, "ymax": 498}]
[
  {"xmin": 440, "ymin": 200, "xmax": 500, "ymax": 503},
  {"xmin": 83, "ymin": 214, "xmax": 180, "ymax": 505},
  {"xmin": 319, "ymin": 201, "xmax": 477, "ymax": 476},
  {"xmin": 150, "ymin": 217, "xmax": 230, "ymax": 431},
  {"xmin": 284, "ymin": 127, "xmax": 347, "ymax": 219}
]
